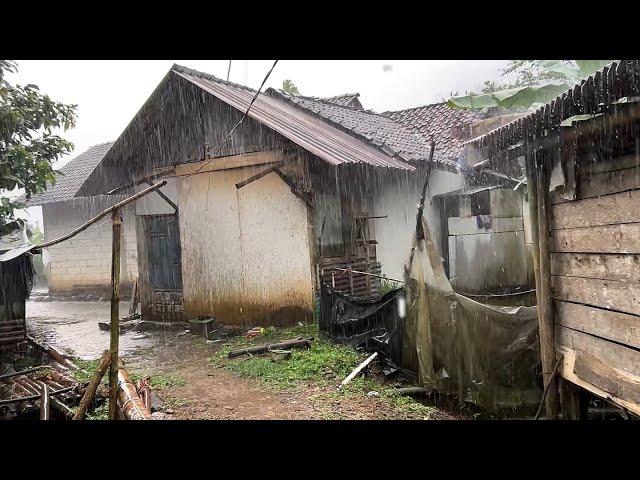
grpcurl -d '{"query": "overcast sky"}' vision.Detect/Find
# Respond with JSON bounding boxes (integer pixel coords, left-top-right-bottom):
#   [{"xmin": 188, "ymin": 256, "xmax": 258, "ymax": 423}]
[{"xmin": 7, "ymin": 59, "xmax": 510, "ymax": 230}]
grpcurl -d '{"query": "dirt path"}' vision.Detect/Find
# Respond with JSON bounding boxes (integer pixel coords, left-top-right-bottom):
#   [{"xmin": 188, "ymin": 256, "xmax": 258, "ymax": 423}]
[
  {"xmin": 125, "ymin": 336, "xmax": 459, "ymax": 420},
  {"xmin": 26, "ymin": 300, "xmax": 461, "ymax": 420}
]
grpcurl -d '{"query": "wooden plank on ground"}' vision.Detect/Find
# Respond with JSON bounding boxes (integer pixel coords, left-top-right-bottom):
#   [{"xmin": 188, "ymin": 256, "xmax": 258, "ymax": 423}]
[
  {"xmin": 552, "ymin": 190, "xmax": 640, "ymax": 229},
  {"xmin": 551, "ymin": 223, "xmax": 640, "ymax": 254},
  {"xmin": 558, "ymin": 346, "xmax": 640, "ymax": 416},
  {"xmin": 550, "ymin": 252, "xmax": 640, "ymax": 282},
  {"xmin": 552, "ymin": 275, "xmax": 640, "ymax": 316},
  {"xmin": 555, "ymin": 300, "xmax": 640, "ymax": 349}
]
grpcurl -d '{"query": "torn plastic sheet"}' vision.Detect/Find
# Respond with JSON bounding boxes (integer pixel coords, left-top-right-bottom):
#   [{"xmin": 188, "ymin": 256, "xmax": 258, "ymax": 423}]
[
  {"xmin": 403, "ymin": 215, "xmax": 542, "ymax": 414},
  {"xmin": 319, "ymin": 283, "xmax": 405, "ymax": 368},
  {"xmin": 0, "ymin": 219, "xmax": 49, "ymax": 263},
  {"xmin": 0, "ymin": 219, "xmax": 36, "ymax": 262},
  {"xmin": 548, "ymin": 128, "xmax": 579, "ymax": 201}
]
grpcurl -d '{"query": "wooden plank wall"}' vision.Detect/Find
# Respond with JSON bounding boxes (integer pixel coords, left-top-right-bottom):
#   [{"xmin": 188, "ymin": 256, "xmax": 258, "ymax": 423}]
[{"xmin": 550, "ymin": 157, "xmax": 640, "ymax": 415}]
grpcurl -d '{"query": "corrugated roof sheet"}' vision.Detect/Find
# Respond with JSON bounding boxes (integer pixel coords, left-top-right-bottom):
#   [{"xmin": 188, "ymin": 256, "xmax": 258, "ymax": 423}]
[
  {"xmin": 25, "ymin": 142, "xmax": 114, "ymax": 206},
  {"xmin": 172, "ymin": 65, "xmax": 416, "ymax": 170},
  {"xmin": 269, "ymin": 89, "xmax": 449, "ymax": 166},
  {"xmin": 382, "ymin": 102, "xmax": 486, "ymax": 161}
]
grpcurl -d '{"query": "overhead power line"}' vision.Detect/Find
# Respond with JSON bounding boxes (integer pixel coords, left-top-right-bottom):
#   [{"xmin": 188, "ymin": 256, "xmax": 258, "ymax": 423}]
[{"xmin": 185, "ymin": 59, "xmax": 279, "ymax": 179}]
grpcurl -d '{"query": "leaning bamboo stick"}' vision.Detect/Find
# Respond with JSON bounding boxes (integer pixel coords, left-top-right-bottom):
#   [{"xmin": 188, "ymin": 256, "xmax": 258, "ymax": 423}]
[
  {"xmin": 33, "ymin": 180, "xmax": 167, "ymax": 250},
  {"xmin": 73, "ymin": 350, "xmax": 111, "ymax": 421}
]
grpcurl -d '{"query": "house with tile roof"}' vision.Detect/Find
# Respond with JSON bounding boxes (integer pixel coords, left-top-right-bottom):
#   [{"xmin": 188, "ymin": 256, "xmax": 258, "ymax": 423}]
[
  {"xmin": 380, "ymin": 102, "xmax": 536, "ymax": 297},
  {"xmin": 74, "ymin": 63, "xmax": 530, "ymax": 326},
  {"xmin": 25, "ymin": 143, "xmax": 139, "ymax": 298},
  {"xmin": 316, "ymin": 93, "xmax": 363, "ymax": 110}
]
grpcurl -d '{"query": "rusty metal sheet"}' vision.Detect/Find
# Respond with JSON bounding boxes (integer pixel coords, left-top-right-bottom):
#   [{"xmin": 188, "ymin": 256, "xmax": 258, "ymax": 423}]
[{"xmin": 172, "ymin": 68, "xmax": 415, "ymax": 171}]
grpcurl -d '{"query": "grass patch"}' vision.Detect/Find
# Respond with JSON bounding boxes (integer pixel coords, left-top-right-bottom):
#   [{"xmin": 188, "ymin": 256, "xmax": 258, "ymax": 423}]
[
  {"xmin": 73, "ymin": 358, "xmax": 102, "ymax": 383},
  {"xmin": 163, "ymin": 396, "xmax": 189, "ymax": 408},
  {"xmin": 149, "ymin": 372, "xmax": 186, "ymax": 389},
  {"xmin": 383, "ymin": 390, "xmax": 438, "ymax": 419},
  {"xmin": 85, "ymin": 402, "xmax": 109, "ymax": 420},
  {"xmin": 212, "ymin": 322, "xmax": 364, "ymax": 390},
  {"xmin": 212, "ymin": 322, "xmax": 442, "ymax": 419}
]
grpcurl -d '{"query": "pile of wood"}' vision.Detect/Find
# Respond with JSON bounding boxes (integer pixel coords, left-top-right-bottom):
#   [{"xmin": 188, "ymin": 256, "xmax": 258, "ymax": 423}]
[
  {"xmin": 72, "ymin": 351, "xmax": 152, "ymax": 420},
  {"xmin": 0, "ymin": 340, "xmax": 86, "ymax": 419},
  {"xmin": 0, "ymin": 339, "xmax": 153, "ymax": 420}
]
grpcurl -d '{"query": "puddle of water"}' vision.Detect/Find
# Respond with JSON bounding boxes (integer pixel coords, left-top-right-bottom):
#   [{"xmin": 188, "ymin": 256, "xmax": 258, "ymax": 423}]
[{"xmin": 26, "ymin": 301, "xmax": 178, "ymax": 360}]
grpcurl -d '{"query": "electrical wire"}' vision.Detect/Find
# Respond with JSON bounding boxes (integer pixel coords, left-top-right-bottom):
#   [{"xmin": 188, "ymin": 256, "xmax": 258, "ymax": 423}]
[{"xmin": 184, "ymin": 59, "xmax": 279, "ymax": 180}]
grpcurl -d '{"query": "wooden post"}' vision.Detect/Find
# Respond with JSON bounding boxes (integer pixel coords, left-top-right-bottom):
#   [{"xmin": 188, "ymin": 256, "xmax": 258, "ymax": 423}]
[
  {"xmin": 525, "ymin": 154, "xmax": 541, "ymax": 326},
  {"xmin": 109, "ymin": 209, "xmax": 123, "ymax": 420},
  {"xmin": 39, "ymin": 383, "xmax": 50, "ymax": 420},
  {"xmin": 73, "ymin": 349, "xmax": 111, "ymax": 420},
  {"xmin": 535, "ymin": 153, "xmax": 560, "ymax": 418}
]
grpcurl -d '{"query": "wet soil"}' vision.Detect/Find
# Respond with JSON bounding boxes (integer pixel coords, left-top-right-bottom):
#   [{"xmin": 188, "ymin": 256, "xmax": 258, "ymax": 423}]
[
  {"xmin": 27, "ymin": 300, "xmax": 162, "ymax": 360},
  {"xmin": 25, "ymin": 299, "xmax": 461, "ymax": 420}
]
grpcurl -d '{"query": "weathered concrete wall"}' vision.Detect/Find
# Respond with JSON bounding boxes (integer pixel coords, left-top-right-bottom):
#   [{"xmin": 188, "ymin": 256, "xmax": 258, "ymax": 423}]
[
  {"xmin": 373, "ymin": 166, "xmax": 464, "ymax": 281},
  {"xmin": 175, "ymin": 155, "xmax": 314, "ymax": 327},
  {"xmin": 43, "ymin": 196, "xmax": 137, "ymax": 297},
  {"xmin": 449, "ymin": 230, "xmax": 533, "ymax": 293},
  {"xmin": 447, "ymin": 189, "xmax": 535, "ymax": 294}
]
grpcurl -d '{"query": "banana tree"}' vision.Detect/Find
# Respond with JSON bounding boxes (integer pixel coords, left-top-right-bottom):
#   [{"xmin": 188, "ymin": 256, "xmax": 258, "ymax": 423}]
[{"xmin": 448, "ymin": 60, "xmax": 615, "ymax": 110}]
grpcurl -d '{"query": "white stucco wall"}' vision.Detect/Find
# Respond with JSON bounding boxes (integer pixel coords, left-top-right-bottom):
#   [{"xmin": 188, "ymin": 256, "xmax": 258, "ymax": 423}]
[
  {"xmin": 175, "ymin": 161, "xmax": 314, "ymax": 326},
  {"xmin": 373, "ymin": 167, "xmax": 464, "ymax": 281},
  {"xmin": 43, "ymin": 197, "xmax": 137, "ymax": 295},
  {"xmin": 134, "ymin": 178, "xmax": 179, "ymax": 215}
]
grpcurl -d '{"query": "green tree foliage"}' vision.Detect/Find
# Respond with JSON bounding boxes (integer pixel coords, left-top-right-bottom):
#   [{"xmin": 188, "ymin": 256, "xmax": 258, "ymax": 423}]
[
  {"xmin": 448, "ymin": 60, "xmax": 614, "ymax": 110},
  {"xmin": 0, "ymin": 60, "xmax": 77, "ymax": 224},
  {"xmin": 282, "ymin": 79, "xmax": 300, "ymax": 95}
]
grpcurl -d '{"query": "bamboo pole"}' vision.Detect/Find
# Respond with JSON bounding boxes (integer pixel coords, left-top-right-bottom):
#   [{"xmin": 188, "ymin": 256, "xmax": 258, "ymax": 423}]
[
  {"xmin": 73, "ymin": 350, "xmax": 111, "ymax": 420},
  {"xmin": 39, "ymin": 383, "xmax": 50, "ymax": 420},
  {"xmin": 535, "ymin": 152, "xmax": 560, "ymax": 418},
  {"xmin": 108, "ymin": 209, "xmax": 123, "ymax": 420},
  {"xmin": 116, "ymin": 359, "xmax": 152, "ymax": 420}
]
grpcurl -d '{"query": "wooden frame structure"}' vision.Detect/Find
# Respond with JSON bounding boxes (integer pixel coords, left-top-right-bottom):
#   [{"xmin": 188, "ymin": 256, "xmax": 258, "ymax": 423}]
[{"xmin": 465, "ymin": 60, "xmax": 640, "ymax": 418}]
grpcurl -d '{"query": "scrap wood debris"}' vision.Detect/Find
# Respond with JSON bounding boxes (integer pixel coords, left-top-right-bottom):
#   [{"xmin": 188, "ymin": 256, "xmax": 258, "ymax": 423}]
[
  {"xmin": 0, "ymin": 339, "xmax": 86, "ymax": 419},
  {"xmin": 228, "ymin": 337, "xmax": 313, "ymax": 358}
]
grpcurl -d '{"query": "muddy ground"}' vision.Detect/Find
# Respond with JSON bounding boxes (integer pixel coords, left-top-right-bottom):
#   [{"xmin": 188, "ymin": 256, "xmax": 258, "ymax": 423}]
[{"xmin": 25, "ymin": 298, "xmax": 461, "ymax": 420}]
